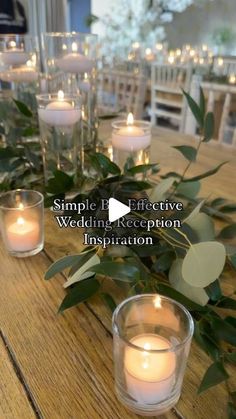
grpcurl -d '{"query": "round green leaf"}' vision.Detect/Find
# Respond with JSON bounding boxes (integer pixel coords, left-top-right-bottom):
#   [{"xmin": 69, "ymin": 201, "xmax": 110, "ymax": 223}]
[
  {"xmin": 169, "ymin": 259, "xmax": 209, "ymax": 306},
  {"xmin": 186, "ymin": 213, "xmax": 215, "ymax": 241},
  {"xmin": 182, "ymin": 242, "xmax": 226, "ymax": 287}
]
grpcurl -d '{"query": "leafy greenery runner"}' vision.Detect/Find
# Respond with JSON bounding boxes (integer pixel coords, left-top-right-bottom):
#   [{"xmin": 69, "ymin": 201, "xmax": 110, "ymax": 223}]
[{"xmin": 1, "ymin": 90, "xmax": 236, "ymax": 417}]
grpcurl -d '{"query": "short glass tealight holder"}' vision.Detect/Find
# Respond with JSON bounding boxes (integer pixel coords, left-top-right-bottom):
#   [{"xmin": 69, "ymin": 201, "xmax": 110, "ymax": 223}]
[
  {"xmin": 36, "ymin": 91, "xmax": 81, "ymax": 183},
  {"xmin": 0, "ymin": 189, "xmax": 44, "ymax": 257},
  {"xmin": 112, "ymin": 294, "xmax": 194, "ymax": 416},
  {"xmin": 111, "ymin": 113, "xmax": 151, "ymax": 169}
]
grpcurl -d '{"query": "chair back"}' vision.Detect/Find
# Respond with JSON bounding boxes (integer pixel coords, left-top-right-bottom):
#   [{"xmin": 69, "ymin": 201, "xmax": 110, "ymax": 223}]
[
  {"xmin": 201, "ymin": 81, "xmax": 236, "ymax": 146},
  {"xmin": 97, "ymin": 68, "xmax": 146, "ymax": 119},
  {"xmin": 151, "ymin": 63, "xmax": 193, "ymax": 132}
]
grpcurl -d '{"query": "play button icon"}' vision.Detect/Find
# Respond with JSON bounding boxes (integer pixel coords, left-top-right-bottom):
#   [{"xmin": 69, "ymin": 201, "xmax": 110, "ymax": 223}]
[{"xmin": 108, "ymin": 198, "xmax": 131, "ymax": 222}]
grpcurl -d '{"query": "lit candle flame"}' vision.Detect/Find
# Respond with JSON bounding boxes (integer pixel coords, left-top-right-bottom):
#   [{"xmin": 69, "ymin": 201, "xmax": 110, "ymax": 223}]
[
  {"xmin": 9, "ymin": 40, "xmax": 16, "ymax": 49},
  {"xmin": 154, "ymin": 295, "xmax": 162, "ymax": 308},
  {"xmin": 229, "ymin": 74, "xmax": 236, "ymax": 84},
  {"xmin": 26, "ymin": 60, "xmax": 33, "ymax": 68},
  {"xmin": 57, "ymin": 90, "xmax": 64, "ymax": 101},
  {"xmin": 127, "ymin": 112, "xmax": 134, "ymax": 125},
  {"xmin": 84, "ymin": 72, "xmax": 88, "ymax": 80},
  {"xmin": 218, "ymin": 57, "xmax": 224, "ymax": 66},
  {"xmin": 156, "ymin": 43, "xmax": 163, "ymax": 51},
  {"xmin": 72, "ymin": 42, "xmax": 78, "ymax": 53},
  {"xmin": 17, "ymin": 217, "xmax": 24, "ymax": 226},
  {"xmin": 18, "ymin": 203, "xmax": 24, "ymax": 210},
  {"xmin": 132, "ymin": 42, "xmax": 140, "ymax": 49},
  {"xmin": 145, "ymin": 48, "xmax": 152, "ymax": 56},
  {"xmin": 62, "ymin": 43, "xmax": 67, "ymax": 51}
]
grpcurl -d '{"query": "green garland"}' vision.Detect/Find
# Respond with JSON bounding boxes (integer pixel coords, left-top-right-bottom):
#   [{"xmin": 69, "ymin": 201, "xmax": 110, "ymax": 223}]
[{"xmin": 1, "ymin": 90, "xmax": 236, "ymax": 417}]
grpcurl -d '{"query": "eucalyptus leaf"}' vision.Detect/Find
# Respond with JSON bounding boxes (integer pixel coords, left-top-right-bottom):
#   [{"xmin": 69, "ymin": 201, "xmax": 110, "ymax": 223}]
[
  {"xmin": 203, "ymin": 112, "xmax": 214, "ymax": 142},
  {"xmin": 199, "ymin": 86, "xmax": 206, "ymax": 117},
  {"xmin": 89, "ymin": 261, "xmax": 140, "ymax": 282},
  {"xmin": 182, "ymin": 242, "xmax": 226, "ymax": 288},
  {"xmin": 156, "ymin": 283, "xmax": 207, "ymax": 312},
  {"xmin": 230, "ymin": 254, "xmax": 236, "ymax": 269},
  {"xmin": 218, "ymin": 223, "xmax": 236, "ymax": 240},
  {"xmin": 13, "ymin": 99, "xmax": 33, "ymax": 117},
  {"xmin": 220, "ymin": 204, "xmax": 236, "ymax": 213},
  {"xmin": 169, "ymin": 259, "xmax": 209, "ymax": 306},
  {"xmin": 89, "ymin": 153, "xmax": 121, "ymax": 176},
  {"xmin": 194, "ymin": 320, "xmax": 220, "ymax": 361},
  {"xmin": 183, "ymin": 90, "xmax": 204, "ymax": 128},
  {"xmin": 210, "ymin": 316, "xmax": 236, "ymax": 346},
  {"xmin": 64, "ymin": 254, "xmax": 100, "ymax": 288},
  {"xmin": 183, "ymin": 162, "xmax": 228, "ymax": 183},
  {"xmin": 206, "ymin": 279, "xmax": 222, "ymax": 302},
  {"xmin": 45, "ymin": 255, "xmax": 82, "ymax": 280},
  {"xmin": 217, "ymin": 297, "xmax": 236, "ymax": 310},
  {"xmin": 186, "ymin": 213, "xmax": 215, "ymax": 241},
  {"xmin": 177, "ymin": 180, "xmax": 200, "ymax": 199},
  {"xmin": 184, "ymin": 200, "xmax": 205, "ymax": 223},
  {"xmin": 125, "ymin": 163, "xmax": 159, "ymax": 176},
  {"xmin": 148, "ymin": 177, "xmax": 175, "ymax": 202},
  {"xmin": 46, "ymin": 170, "xmax": 74, "ymax": 194},
  {"xmin": 58, "ymin": 278, "xmax": 100, "ymax": 313},
  {"xmin": 198, "ymin": 361, "xmax": 229, "ymax": 394},
  {"xmin": 173, "ymin": 145, "xmax": 197, "ymax": 162}
]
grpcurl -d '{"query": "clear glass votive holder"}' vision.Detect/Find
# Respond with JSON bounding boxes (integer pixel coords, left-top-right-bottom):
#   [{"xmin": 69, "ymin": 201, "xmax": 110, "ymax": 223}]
[
  {"xmin": 0, "ymin": 189, "xmax": 44, "ymax": 258},
  {"xmin": 42, "ymin": 32, "xmax": 98, "ymax": 161},
  {"xmin": 111, "ymin": 116, "xmax": 151, "ymax": 169},
  {"xmin": 112, "ymin": 294, "xmax": 194, "ymax": 416},
  {"xmin": 36, "ymin": 92, "xmax": 81, "ymax": 183}
]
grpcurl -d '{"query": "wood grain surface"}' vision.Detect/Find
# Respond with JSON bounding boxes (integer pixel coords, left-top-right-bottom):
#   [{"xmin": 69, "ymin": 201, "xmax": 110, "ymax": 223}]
[{"xmin": 0, "ymin": 125, "xmax": 236, "ymax": 419}]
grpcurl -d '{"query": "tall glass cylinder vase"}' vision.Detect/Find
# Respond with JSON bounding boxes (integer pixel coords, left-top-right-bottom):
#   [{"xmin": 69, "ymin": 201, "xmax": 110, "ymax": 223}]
[
  {"xmin": 0, "ymin": 35, "xmax": 40, "ymax": 145},
  {"xmin": 0, "ymin": 34, "xmax": 39, "ymax": 106},
  {"xmin": 37, "ymin": 92, "xmax": 81, "ymax": 184},
  {"xmin": 42, "ymin": 32, "xmax": 98, "ymax": 173}
]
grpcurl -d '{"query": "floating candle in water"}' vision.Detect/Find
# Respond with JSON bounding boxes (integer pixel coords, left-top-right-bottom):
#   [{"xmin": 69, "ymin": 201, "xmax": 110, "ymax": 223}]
[
  {"xmin": 56, "ymin": 42, "xmax": 94, "ymax": 74},
  {"xmin": 124, "ymin": 334, "xmax": 176, "ymax": 404},
  {"xmin": 0, "ymin": 60, "xmax": 38, "ymax": 82},
  {"xmin": 38, "ymin": 90, "xmax": 81, "ymax": 126},
  {"xmin": 112, "ymin": 113, "xmax": 151, "ymax": 151},
  {"xmin": 1, "ymin": 40, "xmax": 29, "ymax": 66}
]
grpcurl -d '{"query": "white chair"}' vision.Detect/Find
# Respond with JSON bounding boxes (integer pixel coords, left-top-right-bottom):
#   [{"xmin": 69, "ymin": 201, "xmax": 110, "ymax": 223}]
[
  {"xmin": 150, "ymin": 64, "xmax": 192, "ymax": 132},
  {"xmin": 213, "ymin": 56, "xmax": 236, "ymax": 77},
  {"xmin": 201, "ymin": 81, "xmax": 236, "ymax": 146},
  {"xmin": 184, "ymin": 76, "xmax": 236, "ymax": 147},
  {"xmin": 97, "ymin": 69, "xmax": 146, "ymax": 119}
]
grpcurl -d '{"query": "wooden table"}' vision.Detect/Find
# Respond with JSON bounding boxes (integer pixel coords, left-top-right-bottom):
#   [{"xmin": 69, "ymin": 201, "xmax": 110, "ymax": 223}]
[{"xmin": 0, "ymin": 127, "xmax": 236, "ymax": 419}]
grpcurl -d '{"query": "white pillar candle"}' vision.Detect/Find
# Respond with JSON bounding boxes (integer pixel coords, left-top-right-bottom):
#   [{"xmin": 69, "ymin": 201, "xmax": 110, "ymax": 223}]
[
  {"xmin": 6, "ymin": 215, "xmax": 40, "ymax": 252},
  {"xmin": 56, "ymin": 42, "xmax": 94, "ymax": 74},
  {"xmin": 38, "ymin": 90, "xmax": 81, "ymax": 126},
  {"xmin": 0, "ymin": 66, "xmax": 38, "ymax": 83},
  {"xmin": 124, "ymin": 334, "xmax": 176, "ymax": 404},
  {"xmin": 1, "ymin": 41, "xmax": 29, "ymax": 66},
  {"xmin": 112, "ymin": 113, "xmax": 151, "ymax": 151}
]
